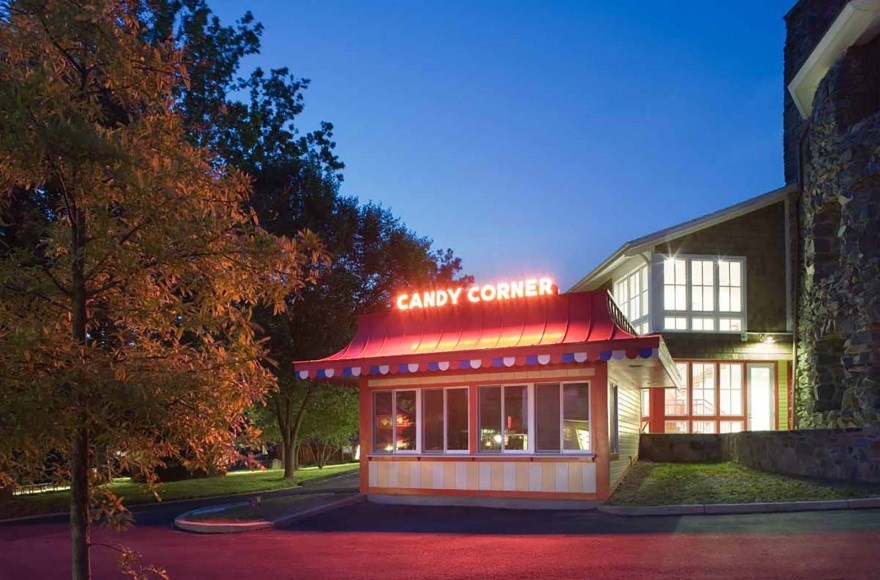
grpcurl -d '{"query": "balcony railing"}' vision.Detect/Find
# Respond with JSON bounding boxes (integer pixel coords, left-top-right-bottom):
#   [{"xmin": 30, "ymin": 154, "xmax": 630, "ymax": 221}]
[{"xmin": 606, "ymin": 291, "xmax": 638, "ymax": 336}]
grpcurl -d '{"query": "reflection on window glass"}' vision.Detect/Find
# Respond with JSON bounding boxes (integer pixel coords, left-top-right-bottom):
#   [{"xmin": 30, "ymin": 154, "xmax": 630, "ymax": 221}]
[
  {"xmin": 504, "ymin": 385, "xmax": 528, "ymax": 451},
  {"xmin": 665, "ymin": 363, "xmax": 689, "ymax": 415},
  {"xmin": 479, "ymin": 387, "xmax": 502, "ymax": 452},
  {"xmin": 395, "ymin": 390, "xmax": 417, "ymax": 451},
  {"xmin": 719, "ymin": 364, "xmax": 744, "ymax": 416},
  {"xmin": 563, "ymin": 383, "xmax": 590, "ymax": 451},
  {"xmin": 665, "ymin": 420, "xmax": 689, "ymax": 434},
  {"xmin": 422, "ymin": 389, "xmax": 444, "ymax": 452},
  {"xmin": 446, "ymin": 388, "xmax": 469, "ymax": 451},
  {"xmin": 373, "ymin": 391, "xmax": 393, "ymax": 453},
  {"xmin": 536, "ymin": 383, "xmax": 561, "ymax": 451},
  {"xmin": 692, "ymin": 364, "xmax": 716, "ymax": 416}
]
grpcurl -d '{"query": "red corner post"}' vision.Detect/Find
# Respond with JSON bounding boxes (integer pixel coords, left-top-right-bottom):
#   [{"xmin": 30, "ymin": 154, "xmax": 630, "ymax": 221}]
[{"xmin": 648, "ymin": 388, "xmax": 666, "ymax": 434}]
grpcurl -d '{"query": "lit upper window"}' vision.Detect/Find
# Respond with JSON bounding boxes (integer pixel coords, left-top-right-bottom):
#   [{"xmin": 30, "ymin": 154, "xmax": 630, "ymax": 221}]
[
  {"xmin": 662, "ymin": 256, "xmax": 745, "ymax": 332},
  {"xmin": 614, "ymin": 265, "xmax": 649, "ymax": 334}
]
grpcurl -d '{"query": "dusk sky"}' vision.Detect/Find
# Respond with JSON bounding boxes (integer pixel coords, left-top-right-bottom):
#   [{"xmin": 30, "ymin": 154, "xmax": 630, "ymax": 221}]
[{"xmin": 210, "ymin": 0, "xmax": 794, "ymax": 289}]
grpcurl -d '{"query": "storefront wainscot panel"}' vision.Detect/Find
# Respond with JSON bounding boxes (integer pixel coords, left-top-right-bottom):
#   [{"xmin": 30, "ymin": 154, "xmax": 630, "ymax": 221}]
[{"xmin": 368, "ymin": 459, "xmax": 597, "ymax": 495}]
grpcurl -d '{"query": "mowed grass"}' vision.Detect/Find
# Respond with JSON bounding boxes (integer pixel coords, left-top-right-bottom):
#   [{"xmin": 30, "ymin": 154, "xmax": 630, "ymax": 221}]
[
  {"xmin": 1, "ymin": 463, "xmax": 358, "ymax": 520},
  {"xmin": 609, "ymin": 461, "xmax": 880, "ymax": 506},
  {"xmin": 191, "ymin": 493, "xmax": 338, "ymax": 523}
]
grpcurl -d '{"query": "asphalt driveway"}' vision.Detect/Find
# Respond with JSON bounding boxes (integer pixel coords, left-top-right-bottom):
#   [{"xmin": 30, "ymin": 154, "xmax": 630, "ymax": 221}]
[{"xmin": 1, "ymin": 501, "xmax": 879, "ymax": 578}]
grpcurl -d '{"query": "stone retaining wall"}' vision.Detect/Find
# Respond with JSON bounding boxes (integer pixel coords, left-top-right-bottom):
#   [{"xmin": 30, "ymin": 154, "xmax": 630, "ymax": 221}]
[{"xmin": 639, "ymin": 426, "xmax": 880, "ymax": 483}]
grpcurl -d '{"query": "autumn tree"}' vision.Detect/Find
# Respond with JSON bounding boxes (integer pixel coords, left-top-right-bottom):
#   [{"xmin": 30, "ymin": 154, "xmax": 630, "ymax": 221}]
[
  {"xmin": 132, "ymin": 1, "xmax": 471, "ymax": 479},
  {"xmin": 0, "ymin": 1, "xmax": 325, "ymax": 578}
]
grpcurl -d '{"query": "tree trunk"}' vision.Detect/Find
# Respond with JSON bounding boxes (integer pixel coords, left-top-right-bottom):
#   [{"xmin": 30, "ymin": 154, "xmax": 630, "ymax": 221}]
[
  {"xmin": 70, "ymin": 425, "xmax": 90, "ymax": 580},
  {"xmin": 70, "ymin": 205, "xmax": 91, "ymax": 579},
  {"xmin": 282, "ymin": 432, "xmax": 296, "ymax": 479}
]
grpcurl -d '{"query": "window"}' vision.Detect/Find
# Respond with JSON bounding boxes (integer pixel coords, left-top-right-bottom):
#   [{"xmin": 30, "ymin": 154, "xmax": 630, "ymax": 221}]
[
  {"xmin": 614, "ymin": 266, "xmax": 649, "ymax": 334},
  {"xmin": 664, "ymin": 420, "xmax": 689, "ymax": 433},
  {"xmin": 422, "ymin": 387, "xmax": 469, "ymax": 453},
  {"xmin": 692, "ymin": 420, "xmax": 716, "ymax": 434},
  {"xmin": 373, "ymin": 390, "xmax": 418, "ymax": 453},
  {"xmin": 609, "ymin": 384, "xmax": 619, "ymax": 454},
  {"xmin": 692, "ymin": 363, "xmax": 716, "ymax": 416},
  {"xmin": 719, "ymin": 364, "xmax": 744, "ymax": 416},
  {"xmin": 480, "ymin": 383, "xmax": 594, "ymax": 454},
  {"xmin": 665, "ymin": 363, "xmax": 689, "ymax": 416},
  {"xmin": 641, "ymin": 388, "xmax": 650, "ymax": 416},
  {"xmin": 662, "ymin": 256, "xmax": 746, "ymax": 332},
  {"xmin": 720, "ymin": 421, "xmax": 744, "ymax": 433},
  {"xmin": 479, "ymin": 385, "xmax": 528, "ymax": 452}
]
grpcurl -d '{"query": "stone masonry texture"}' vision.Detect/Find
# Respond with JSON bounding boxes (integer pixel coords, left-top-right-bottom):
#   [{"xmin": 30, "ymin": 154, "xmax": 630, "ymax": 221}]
[
  {"xmin": 785, "ymin": 1, "xmax": 880, "ymax": 427},
  {"xmin": 640, "ymin": 426, "xmax": 880, "ymax": 484}
]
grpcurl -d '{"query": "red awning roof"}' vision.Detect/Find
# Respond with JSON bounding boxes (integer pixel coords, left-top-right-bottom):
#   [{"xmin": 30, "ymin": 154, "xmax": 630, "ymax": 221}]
[{"xmin": 294, "ymin": 290, "xmax": 680, "ymax": 388}]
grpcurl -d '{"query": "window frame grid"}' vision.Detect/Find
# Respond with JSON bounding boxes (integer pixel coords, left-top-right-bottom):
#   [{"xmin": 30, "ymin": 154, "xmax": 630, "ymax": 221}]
[
  {"xmin": 476, "ymin": 381, "xmax": 594, "ymax": 455},
  {"xmin": 614, "ymin": 265, "xmax": 651, "ymax": 334},
  {"xmin": 660, "ymin": 254, "xmax": 748, "ymax": 333},
  {"xmin": 663, "ymin": 361, "xmax": 754, "ymax": 434},
  {"xmin": 421, "ymin": 386, "xmax": 470, "ymax": 454},
  {"xmin": 372, "ymin": 389, "xmax": 422, "ymax": 455}
]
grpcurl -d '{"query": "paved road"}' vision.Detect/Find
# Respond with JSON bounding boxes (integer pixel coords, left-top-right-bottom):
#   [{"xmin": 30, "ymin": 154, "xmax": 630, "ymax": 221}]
[{"xmin": 2, "ymin": 499, "xmax": 879, "ymax": 579}]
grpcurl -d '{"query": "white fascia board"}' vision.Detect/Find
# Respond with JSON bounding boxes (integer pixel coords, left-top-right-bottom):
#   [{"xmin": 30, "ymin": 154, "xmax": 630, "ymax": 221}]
[{"xmin": 788, "ymin": 0, "xmax": 880, "ymax": 119}]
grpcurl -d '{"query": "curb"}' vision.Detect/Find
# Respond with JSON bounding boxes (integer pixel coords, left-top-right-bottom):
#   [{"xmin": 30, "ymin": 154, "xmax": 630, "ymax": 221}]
[
  {"xmin": 174, "ymin": 493, "xmax": 365, "ymax": 534},
  {"xmin": 599, "ymin": 497, "xmax": 880, "ymax": 517}
]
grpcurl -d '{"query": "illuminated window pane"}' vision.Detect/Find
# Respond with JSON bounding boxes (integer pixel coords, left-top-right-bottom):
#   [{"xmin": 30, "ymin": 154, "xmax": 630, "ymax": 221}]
[
  {"xmin": 719, "ymin": 364, "xmax": 744, "ymax": 416},
  {"xmin": 665, "ymin": 363, "xmax": 689, "ymax": 415},
  {"xmin": 692, "ymin": 317, "xmax": 715, "ymax": 331},
  {"xmin": 395, "ymin": 391, "xmax": 417, "ymax": 451},
  {"xmin": 373, "ymin": 391, "xmax": 394, "ymax": 453},
  {"xmin": 720, "ymin": 420, "xmax": 744, "ymax": 433},
  {"xmin": 665, "ymin": 420, "xmax": 689, "ymax": 434},
  {"xmin": 641, "ymin": 388, "xmax": 650, "ymax": 418},
  {"xmin": 692, "ymin": 363, "xmax": 716, "ymax": 416},
  {"xmin": 504, "ymin": 385, "xmax": 528, "ymax": 451},
  {"xmin": 615, "ymin": 266, "xmax": 649, "ymax": 334},
  {"xmin": 664, "ymin": 317, "xmax": 687, "ymax": 330},
  {"xmin": 479, "ymin": 387, "xmax": 502, "ymax": 452},
  {"xmin": 692, "ymin": 420, "xmax": 716, "ymax": 434}
]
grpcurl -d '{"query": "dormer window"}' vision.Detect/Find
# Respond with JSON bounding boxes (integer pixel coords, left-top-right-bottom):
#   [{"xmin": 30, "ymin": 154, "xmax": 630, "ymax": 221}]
[
  {"xmin": 662, "ymin": 256, "xmax": 746, "ymax": 332},
  {"xmin": 613, "ymin": 265, "xmax": 649, "ymax": 334}
]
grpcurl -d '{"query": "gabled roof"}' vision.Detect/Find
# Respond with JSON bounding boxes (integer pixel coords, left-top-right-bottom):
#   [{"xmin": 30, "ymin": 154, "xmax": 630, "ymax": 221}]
[
  {"xmin": 569, "ymin": 184, "xmax": 798, "ymax": 292},
  {"xmin": 293, "ymin": 290, "xmax": 681, "ymax": 389}
]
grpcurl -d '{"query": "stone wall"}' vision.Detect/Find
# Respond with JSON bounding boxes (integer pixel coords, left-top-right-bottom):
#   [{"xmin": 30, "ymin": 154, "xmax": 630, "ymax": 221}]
[
  {"xmin": 785, "ymin": 1, "xmax": 880, "ymax": 428},
  {"xmin": 794, "ymin": 35, "xmax": 880, "ymax": 428},
  {"xmin": 640, "ymin": 426, "xmax": 880, "ymax": 483}
]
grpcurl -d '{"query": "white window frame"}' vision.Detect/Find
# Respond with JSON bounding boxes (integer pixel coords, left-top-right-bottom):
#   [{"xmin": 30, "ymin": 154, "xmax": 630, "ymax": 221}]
[
  {"xmin": 478, "ymin": 382, "xmax": 593, "ymax": 455},
  {"xmin": 372, "ymin": 389, "xmax": 421, "ymax": 455},
  {"xmin": 659, "ymin": 254, "xmax": 747, "ymax": 333},
  {"xmin": 421, "ymin": 386, "xmax": 470, "ymax": 454},
  {"xmin": 613, "ymin": 265, "xmax": 650, "ymax": 334}
]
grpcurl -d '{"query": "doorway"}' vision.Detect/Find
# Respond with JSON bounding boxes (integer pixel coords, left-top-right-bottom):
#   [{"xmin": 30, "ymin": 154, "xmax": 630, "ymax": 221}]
[{"xmin": 747, "ymin": 364, "xmax": 775, "ymax": 431}]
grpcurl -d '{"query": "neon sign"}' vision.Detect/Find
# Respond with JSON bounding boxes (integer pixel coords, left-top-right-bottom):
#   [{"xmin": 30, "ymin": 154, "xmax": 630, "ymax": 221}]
[{"xmin": 395, "ymin": 277, "xmax": 557, "ymax": 311}]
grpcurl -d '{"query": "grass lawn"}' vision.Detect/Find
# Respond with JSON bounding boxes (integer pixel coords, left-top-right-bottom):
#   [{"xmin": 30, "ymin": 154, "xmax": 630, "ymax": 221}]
[
  {"xmin": 609, "ymin": 461, "xmax": 880, "ymax": 506},
  {"xmin": 0, "ymin": 463, "xmax": 358, "ymax": 520}
]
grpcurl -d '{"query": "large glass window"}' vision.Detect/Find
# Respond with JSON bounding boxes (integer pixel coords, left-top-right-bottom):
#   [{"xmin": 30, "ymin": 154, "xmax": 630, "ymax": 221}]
[
  {"xmin": 692, "ymin": 363, "xmax": 716, "ymax": 416},
  {"xmin": 422, "ymin": 387, "xmax": 469, "ymax": 453},
  {"xmin": 719, "ymin": 363, "xmax": 744, "ymax": 416},
  {"xmin": 662, "ymin": 256, "xmax": 746, "ymax": 332},
  {"xmin": 479, "ymin": 385, "xmax": 529, "ymax": 453},
  {"xmin": 373, "ymin": 390, "xmax": 418, "ymax": 453},
  {"xmin": 481, "ymin": 382, "xmax": 592, "ymax": 454},
  {"xmin": 614, "ymin": 266, "xmax": 649, "ymax": 334},
  {"xmin": 665, "ymin": 362, "xmax": 689, "ymax": 416}
]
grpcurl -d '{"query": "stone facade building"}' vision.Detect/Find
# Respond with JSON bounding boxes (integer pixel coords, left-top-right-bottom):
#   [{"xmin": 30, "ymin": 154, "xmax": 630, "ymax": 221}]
[{"xmin": 784, "ymin": 0, "xmax": 880, "ymax": 428}]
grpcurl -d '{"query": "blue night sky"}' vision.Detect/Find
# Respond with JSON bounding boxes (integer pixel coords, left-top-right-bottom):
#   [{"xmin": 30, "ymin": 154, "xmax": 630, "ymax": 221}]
[{"xmin": 209, "ymin": 0, "xmax": 794, "ymax": 289}]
